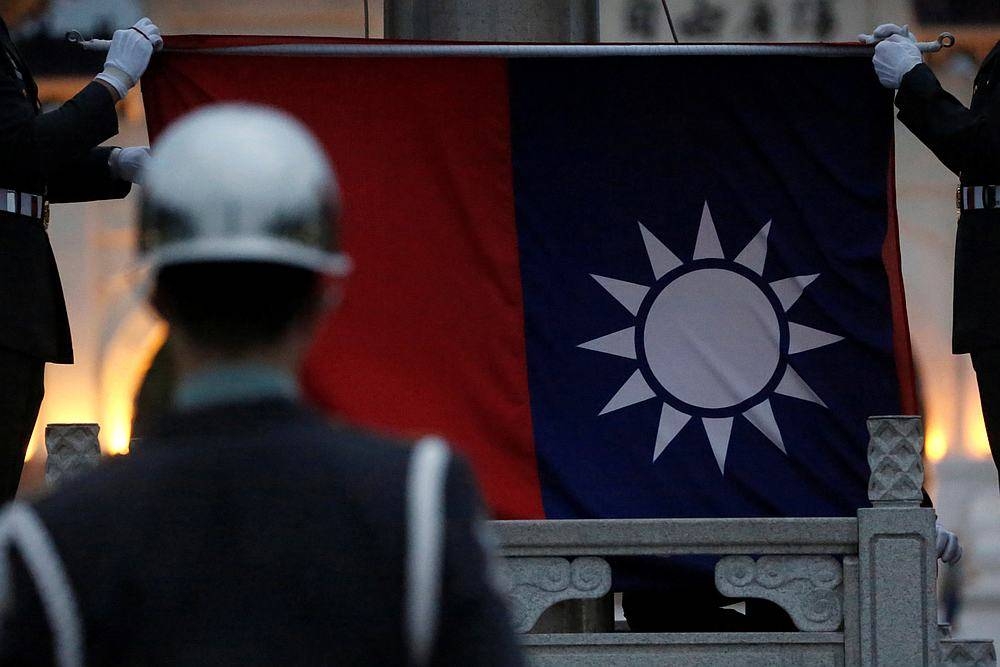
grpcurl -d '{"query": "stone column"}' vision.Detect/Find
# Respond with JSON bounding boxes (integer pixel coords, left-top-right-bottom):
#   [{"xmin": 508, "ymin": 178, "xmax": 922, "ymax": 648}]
[
  {"xmin": 384, "ymin": 0, "xmax": 599, "ymax": 42},
  {"xmin": 859, "ymin": 416, "xmax": 939, "ymax": 666}
]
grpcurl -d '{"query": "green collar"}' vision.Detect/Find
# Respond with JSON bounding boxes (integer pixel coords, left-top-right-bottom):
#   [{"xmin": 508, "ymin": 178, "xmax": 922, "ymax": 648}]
[{"xmin": 175, "ymin": 363, "xmax": 300, "ymax": 410}]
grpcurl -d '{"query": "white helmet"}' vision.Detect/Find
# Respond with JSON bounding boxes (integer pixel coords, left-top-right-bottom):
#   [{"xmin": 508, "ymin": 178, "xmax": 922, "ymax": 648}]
[{"xmin": 139, "ymin": 103, "xmax": 351, "ymax": 277}]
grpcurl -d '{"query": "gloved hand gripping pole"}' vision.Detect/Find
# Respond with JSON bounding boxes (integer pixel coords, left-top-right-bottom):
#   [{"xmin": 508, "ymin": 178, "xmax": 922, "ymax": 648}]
[
  {"xmin": 859, "ymin": 31, "xmax": 956, "ymax": 53},
  {"xmin": 67, "ymin": 29, "xmax": 166, "ymax": 53}
]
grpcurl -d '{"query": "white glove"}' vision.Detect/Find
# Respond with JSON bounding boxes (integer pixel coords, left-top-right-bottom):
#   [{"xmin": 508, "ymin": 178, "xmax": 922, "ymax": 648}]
[
  {"xmin": 95, "ymin": 18, "xmax": 163, "ymax": 99},
  {"xmin": 109, "ymin": 147, "xmax": 150, "ymax": 185},
  {"xmin": 935, "ymin": 522, "xmax": 963, "ymax": 564},
  {"xmin": 873, "ymin": 34, "xmax": 923, "ymax": 89},
  {"xmin": 858, "ymin": 23, "xmax": 915, "ymax": 44}
]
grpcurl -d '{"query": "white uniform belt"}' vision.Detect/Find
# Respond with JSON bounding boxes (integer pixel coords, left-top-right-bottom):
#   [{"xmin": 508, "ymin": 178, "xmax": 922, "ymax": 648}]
[
  {"xmin": 0, "ymin": 189, "xmax": 46, "ymax": 220},
  {"xmin": 958, "ymin": 185, "xmax": 1000, "ymax": 211}
]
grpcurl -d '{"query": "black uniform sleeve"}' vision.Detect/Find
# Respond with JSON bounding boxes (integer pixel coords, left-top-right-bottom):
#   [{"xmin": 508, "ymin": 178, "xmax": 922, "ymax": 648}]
[
  {"xmin": 894, "ymin": 63, "xmax": 1000, "ymax": 177},
  {"xmin": 431, "ymin": 456, "xmax": 526, "ymax": 667},
  {"xmin": 47, "ymin": 147, "xmax": 131, "ymax": 203},
  {"xmin": 0, "ymin": 77, "xmax": 131, "ymax": 202}
]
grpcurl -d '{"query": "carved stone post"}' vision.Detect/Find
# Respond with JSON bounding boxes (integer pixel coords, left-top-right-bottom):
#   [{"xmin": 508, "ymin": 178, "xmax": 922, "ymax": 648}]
[
  {"xmin": 859, "ymin": 416, "xmax": 939, "ymax": 666},
  {"xmin": 45, "ymin": 423, "xmax": 101, "ymax": 487}
]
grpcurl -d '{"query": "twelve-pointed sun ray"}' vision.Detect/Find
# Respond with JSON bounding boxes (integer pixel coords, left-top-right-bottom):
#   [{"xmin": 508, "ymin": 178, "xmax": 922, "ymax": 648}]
[{"xmin": 579, "ymin": 202, "xmax": 843, "ymax": 473}]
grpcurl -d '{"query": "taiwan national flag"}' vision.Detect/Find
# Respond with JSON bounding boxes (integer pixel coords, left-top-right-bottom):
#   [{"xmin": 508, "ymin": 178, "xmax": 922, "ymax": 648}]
[{"xmin": 142, "ymin": 38, "xmax": 915, "ymax": 524}]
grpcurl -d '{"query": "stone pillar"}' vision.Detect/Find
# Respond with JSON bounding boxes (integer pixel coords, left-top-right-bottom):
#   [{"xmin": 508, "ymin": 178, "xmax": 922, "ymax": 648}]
[
  {"xmin": 45, "ymin": 423, "xmax": 101, "ymax": 487},
  {"xmin": 859, "ymin": 416, "xmax": 939, "ymax": 666},
  {"xmin": 384, "ymin": 0, "xmax": 599, "ymax": 42}
]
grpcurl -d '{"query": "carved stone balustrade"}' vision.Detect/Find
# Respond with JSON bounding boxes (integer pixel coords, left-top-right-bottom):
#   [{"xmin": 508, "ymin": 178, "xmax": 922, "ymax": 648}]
[
  {"xmin": 715, "ymin": 555, "xmax": 843, "ymax": 632},
  {"xmin": 501, "ymin": 557, "xmax": 611, "ymax": 633},
  {"xmin": 491, "ymin": 416, "xmax": 997, "ymax": 666}
]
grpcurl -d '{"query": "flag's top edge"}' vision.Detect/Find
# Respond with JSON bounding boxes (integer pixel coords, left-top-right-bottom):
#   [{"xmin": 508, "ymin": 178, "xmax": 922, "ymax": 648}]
[{"xmin": 167, "ymin": 43, "xmax": 871, "ymax": 58}]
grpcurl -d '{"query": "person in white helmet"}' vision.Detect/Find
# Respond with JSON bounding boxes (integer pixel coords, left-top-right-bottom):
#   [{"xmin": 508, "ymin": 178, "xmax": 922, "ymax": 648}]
[
  {"xmin": 0, "ymin": 104, "xmax": 525, "ymax": 666},
  {"xmin": 0, "ymin": 5, "xmax": 161, "ymax": 501}
]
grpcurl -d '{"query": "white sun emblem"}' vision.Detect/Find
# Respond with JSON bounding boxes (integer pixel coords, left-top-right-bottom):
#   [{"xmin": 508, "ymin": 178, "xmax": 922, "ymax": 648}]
[{"xmin": 579, "ymin": 202, "xmax": 843, "ymax": 473}]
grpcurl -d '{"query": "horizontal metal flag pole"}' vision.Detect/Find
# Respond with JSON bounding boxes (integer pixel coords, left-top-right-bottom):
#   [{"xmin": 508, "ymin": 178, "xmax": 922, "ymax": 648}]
[
  {"xmin": 920, "ymin": 31, "xmax": 956, "ymax": 51},
  {"xmin": 170, "ymin": 42, "xmax": 921, "ymax": 58},
  {"xmin": 860, "ymin": 31, "xmax": 955, "ymax": 52},
  {"xmin": 67, "ymin": 32, "xmax": 954, "ymax": 57},
  {"xmin": 66, "ymin": 29, "xmax": 166, "ymax": 53},
  {"xmin": 65, "ymin": 30, "xmax": 111, "ymax": 52}
]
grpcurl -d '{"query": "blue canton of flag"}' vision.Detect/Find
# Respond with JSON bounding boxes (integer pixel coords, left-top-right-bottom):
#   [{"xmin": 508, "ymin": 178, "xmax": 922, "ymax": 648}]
[{"xmin": 511, "ymin": 55, "xmax": 901, "ymax": 525}]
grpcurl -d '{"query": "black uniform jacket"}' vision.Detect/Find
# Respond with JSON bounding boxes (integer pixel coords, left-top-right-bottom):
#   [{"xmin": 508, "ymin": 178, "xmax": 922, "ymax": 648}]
[
  {"xmin": 895, "ymin": 42, "xmax": 1000, "ymax": 354},
  {"xmin": 0, "ymin": 17, "xmax": 130, "ymax": 363},
  {"xmin": 0, "ymin": 399, "xmax": 525, "ymax": 666}
]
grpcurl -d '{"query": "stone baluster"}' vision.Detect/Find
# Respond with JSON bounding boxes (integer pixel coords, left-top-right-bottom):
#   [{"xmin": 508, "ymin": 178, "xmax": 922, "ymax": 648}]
[{"xmin": 45, "ymin": 423, "xmax": 101, "ymax": 488}]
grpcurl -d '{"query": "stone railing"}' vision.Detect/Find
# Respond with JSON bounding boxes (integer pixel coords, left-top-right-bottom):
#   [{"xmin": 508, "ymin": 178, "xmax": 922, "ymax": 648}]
[{"xmin": 492, "ymin": 417, "xmax": 998, "ymax": 666}]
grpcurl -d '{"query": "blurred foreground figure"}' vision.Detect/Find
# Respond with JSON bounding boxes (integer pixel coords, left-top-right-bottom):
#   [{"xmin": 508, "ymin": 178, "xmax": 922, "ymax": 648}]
[
  {"xmin": 0, "ymin": 104, "xmax": 524, "ymax": 666},
  {"xmin": 0, "ymin": 5, "xmax": 160, "ymax": 500},
  {"xmin": 864, "ymin": 23, "xmax": 1000, "ymax": 490}
]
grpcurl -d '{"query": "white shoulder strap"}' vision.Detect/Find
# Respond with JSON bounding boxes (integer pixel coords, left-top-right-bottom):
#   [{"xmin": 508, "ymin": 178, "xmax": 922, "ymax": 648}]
[
  {"xmin": 405, "ymin": 436, "xmax": 450, "ymax": 666},
  {"xmin": 0, "ymin": 503, "xmax": 84, "ymax": 667}
]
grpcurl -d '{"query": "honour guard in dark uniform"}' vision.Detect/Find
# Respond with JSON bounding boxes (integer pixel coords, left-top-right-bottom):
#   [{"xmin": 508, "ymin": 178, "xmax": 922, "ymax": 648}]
[
  {"xmin": 0, "ymin": 104, "xmax": 525, "ymax": 666},
  {"xmin": 0, "ymin": 10, "xmax": 161, "ymax": 500},
  {"xmin": 865, "ymin": 23, "xmax": 1000, "ymax": 490}
]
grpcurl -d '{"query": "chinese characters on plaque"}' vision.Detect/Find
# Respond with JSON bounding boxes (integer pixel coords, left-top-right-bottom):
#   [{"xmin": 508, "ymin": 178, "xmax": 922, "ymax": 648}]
[{"xmin": 606, "ymin": 0, "xmax": 843, "ymax": 43}]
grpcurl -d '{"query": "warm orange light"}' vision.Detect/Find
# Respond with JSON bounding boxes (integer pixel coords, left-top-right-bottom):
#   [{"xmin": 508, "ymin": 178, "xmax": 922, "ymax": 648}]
[
  {"xmin": 925, "ymin": 426, "xmax": 948, "ymax": 463},
  {"xmin": 965, "ymin": 399, "xmax": 992, "ymax": 460},
  {"xmin": 23, "ymin": 422, "xmax": 42, "ymax": 463},
  {"xmin": 27, "ymin": 314, "xmax": 166, "ymax": 463},
  {"xmin": 100, "ymin": 320, "xmax": 168, "ymax": 455},
  {"xmin": 105, "ymin": 420, "xmax": 133, "ymax": 457}
]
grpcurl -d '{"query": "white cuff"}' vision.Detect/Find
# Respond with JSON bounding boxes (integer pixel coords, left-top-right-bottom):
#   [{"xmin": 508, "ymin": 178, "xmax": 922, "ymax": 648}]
[
  {"xmin": 95, "ymin": 66, "xmax": 132, "ymax": 99},
  {"xmin": 107, "ymin": 147, "xmax": 123, "ymax": 177}
]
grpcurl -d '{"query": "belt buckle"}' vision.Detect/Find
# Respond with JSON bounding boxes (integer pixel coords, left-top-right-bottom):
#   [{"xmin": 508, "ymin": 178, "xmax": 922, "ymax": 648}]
[
  {"xmin": 956, "ymin": 186, "xmax": 963, "ymax": 216},
  {"xmin": 42, "ymin": 201, "xmax": 49, "ymax": 230}
]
